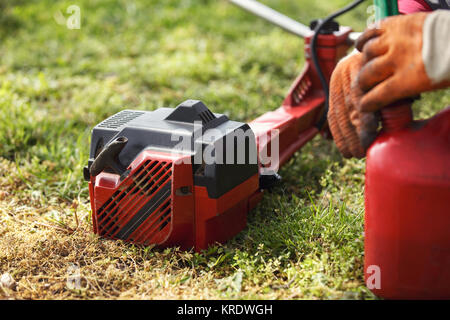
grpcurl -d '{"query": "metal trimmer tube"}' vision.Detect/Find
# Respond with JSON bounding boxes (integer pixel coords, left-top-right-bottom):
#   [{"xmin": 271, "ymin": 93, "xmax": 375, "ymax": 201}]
[
  {"xmin": 228, "ymin": 0, "xmax": 312, "ymax": 38},
  {"xmin": 228, "ymin": 0, "xmax": 362, "ymax": 42}
]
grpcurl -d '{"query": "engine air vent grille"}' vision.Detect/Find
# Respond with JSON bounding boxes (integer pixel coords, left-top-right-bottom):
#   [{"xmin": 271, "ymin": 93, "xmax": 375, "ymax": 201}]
[
  {"xmin": 199, "ymin": 109, "xmax": 216, "ymax": 124},
  {"xmin": 96, "ymin": 159, "xmax": 173, "ymax": 245},
  {"xmin": 292, "ymin": 75, "xmax": 312, "ymax": 105},
  {"xmin": 98, "ymin": 110, "xmax": 145, "ymax": 129}
]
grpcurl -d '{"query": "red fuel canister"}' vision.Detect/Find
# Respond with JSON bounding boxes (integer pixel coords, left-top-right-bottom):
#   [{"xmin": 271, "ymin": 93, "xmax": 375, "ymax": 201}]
[{"xmin": 364, "ymin": 102, "xmax": 450, "ymax": 299}]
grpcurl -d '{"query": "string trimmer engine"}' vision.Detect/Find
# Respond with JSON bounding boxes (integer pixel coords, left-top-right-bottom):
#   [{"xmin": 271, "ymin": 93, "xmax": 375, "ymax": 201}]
[
  {"xmin": 84, "ymin": 100, "xmax": 261, "ymax": 251},
  {"xmin": 84, "ymin": 0, "xmax": 355, "ymax": 251}
]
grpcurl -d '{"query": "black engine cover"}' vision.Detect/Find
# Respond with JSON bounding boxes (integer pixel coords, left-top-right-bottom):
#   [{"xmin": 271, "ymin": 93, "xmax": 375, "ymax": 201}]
[{"xmin": 85, "ymin": 100, "xmax": 258, "ymax": 198}]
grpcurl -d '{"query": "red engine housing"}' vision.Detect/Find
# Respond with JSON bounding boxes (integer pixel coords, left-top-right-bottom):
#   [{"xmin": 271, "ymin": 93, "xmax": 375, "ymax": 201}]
[
  {"xmin": 90, "ymin": 151, "xmax": 195, "ymax": 249},
  {"xmin": 89, "ymin": 150, "xmax": 260, "ymax": 251},
  {"xmin": 364, "ymin": 105, "xmax": 450, "ymax": 299}
]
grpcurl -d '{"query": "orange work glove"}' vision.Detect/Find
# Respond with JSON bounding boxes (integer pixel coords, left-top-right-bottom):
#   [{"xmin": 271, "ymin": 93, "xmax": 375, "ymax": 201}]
[
  {"xmin": 328, "ymin": 53, "xmax": 379, "ymax": 158},
  {"xmin": 355, "ymin": 12, "xmax": 450, "ymax": 113}
]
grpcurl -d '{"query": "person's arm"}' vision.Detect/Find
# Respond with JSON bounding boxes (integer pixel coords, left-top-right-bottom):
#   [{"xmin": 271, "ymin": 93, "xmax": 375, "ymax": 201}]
[{"xmin": 422, "ymin": 10, "xmax": 450, "ymax": 84}]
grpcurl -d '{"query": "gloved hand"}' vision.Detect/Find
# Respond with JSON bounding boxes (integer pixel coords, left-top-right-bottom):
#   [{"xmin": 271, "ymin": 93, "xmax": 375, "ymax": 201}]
[
  {"xmin": 327, "ymin": 53, "xmax": 379, "ymax": 158},
  {"xmin": 355, "ymin": 12, "xmax": 450, "ymax": 113},
  {"xmin": 329, "ymin": 11, "xmax": 450, "ymax": 159}
]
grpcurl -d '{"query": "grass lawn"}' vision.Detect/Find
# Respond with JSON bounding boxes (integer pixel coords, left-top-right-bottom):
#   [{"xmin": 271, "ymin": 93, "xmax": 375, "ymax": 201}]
[{"xmin": 0, "ymin": 0, "xmax": 449, "ymax": 299}]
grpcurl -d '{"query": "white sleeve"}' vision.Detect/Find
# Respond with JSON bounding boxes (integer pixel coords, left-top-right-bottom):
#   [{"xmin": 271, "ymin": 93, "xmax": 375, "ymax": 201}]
[{"xmin": 422, "ymin": 10, "xmax": 450, "ymax": 84}]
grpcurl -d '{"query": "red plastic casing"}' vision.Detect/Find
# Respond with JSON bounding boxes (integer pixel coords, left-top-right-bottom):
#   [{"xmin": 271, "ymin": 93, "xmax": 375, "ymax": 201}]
[
  {"xmin": 90, "ymin": 151, "xmax": 196, "ymax": 250},
  {"xmin": 364, "ymin": 105, "xmax": 450, "ymax": 299}
]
